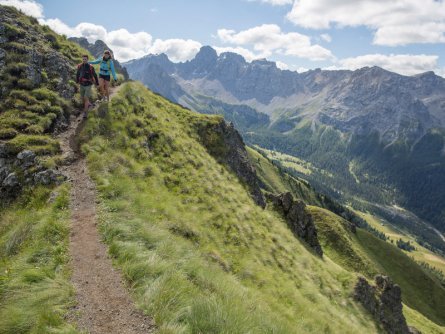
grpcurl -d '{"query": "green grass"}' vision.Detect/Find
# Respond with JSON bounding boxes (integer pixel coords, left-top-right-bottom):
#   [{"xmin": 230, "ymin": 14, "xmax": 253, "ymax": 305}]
[
  {"xmin": 247, "ymin": 146, "xmax": 322, "ymax": 205},
  {"xmin": 356, "ymin": 229, "xmax": 445, "ymax": 326},
  {"xmin": 309, "ymin": 206, "xmax": 378, "ymax": 278},
  {"xmin": 0, "ymin": 185, "xmax": 79, "ymax": 334},
  {"xmin": 309, "ymin": 205, "xmax": 445, "ymax": 330},
  {"xmin": 80, "ymin": 82, "xmax": 380, "ymax": 333}
]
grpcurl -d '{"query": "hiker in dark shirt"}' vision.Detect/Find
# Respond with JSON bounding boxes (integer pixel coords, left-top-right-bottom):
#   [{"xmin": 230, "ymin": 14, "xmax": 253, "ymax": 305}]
[{"xmin": 76, "ymin": 55, "xmax": 99, "ymax": 118}]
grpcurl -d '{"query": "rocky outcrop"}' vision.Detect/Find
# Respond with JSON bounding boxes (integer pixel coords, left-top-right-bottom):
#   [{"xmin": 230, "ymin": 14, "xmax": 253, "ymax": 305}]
[
  {"xmin": 0, "ymin": 148, "xmax": 65, "ymax": 201},
  {"xmin": 354, "ymin": 275, "xmax": 420, "ymax": 334},
  {"xmin": 266, "ymin": 192, "xmax": 323, "ymax": 256},
  {"xmin": 197, "ymin": 120, "xmax": 265, "ymax": 208}
]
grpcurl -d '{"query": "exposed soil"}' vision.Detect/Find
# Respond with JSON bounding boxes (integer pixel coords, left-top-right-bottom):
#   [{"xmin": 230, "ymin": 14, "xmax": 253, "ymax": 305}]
[{"xmin": 59, "ymin": 88, "xmax": 155, "ymax": 334}]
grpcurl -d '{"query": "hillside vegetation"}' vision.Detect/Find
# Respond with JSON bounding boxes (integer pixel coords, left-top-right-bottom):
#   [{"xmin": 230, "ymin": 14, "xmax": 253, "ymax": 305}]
[
  {"xmin": 79, "ymin": 81, "xmax": 382, "ymax": 333},
  {"xmin": 1, "ymin": 6, "xmax": 445, "ymax": 333}
]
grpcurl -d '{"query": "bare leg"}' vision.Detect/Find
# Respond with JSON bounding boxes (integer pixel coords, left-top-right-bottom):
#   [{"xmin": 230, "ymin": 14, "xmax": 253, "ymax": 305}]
[
  {"xmin": 98, "ymin": 78, "xmax": 105, "ymax": 99},
  {"xmin": 104, "ymin": 80, "xmax": 110, "ymax": 101},
  {"xmin": 83, "ymin": 96, "xmax": 89, "ymax": 112}
]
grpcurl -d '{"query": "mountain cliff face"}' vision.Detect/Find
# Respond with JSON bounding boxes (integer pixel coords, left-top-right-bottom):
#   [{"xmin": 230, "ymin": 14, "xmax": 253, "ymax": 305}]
[{"xmin": 124, "ymin": 46, "xmax": 445, "ymax": 234}]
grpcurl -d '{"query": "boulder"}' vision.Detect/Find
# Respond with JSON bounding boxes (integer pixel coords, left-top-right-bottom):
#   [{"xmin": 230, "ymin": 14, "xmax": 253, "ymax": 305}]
[
  {"xmin": 17, "ymin": 150, "xmax": 36, "ymax": 168},
  {"xmin": 34, "ymin": 169, "xmax": 66, "ymax": 186}
]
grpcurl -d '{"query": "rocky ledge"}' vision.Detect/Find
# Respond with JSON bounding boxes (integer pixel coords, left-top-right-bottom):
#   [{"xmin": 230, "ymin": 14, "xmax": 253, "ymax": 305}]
[
  {"xmin": 0, "ymin": 147, "xmax": 65, "ymax": 201},
  {"xmin": 266, "ymin": 192, "xmax": 323, "ymax": 256},
  {"xmin": 354, "ymin": 275, "xmax": 420, "ymax": 334}
]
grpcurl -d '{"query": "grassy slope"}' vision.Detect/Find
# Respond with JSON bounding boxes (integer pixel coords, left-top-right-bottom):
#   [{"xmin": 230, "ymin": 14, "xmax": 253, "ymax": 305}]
[
  {"xmin": 247, "ymin": 146, "xmax": 321, "ymax": 205},
  {"xmin": 80, "ymin": 82, "xmax": 379, "ymax": 333},
  {"xmin": 0, "ymin": 185, "xmax": 78, "ymax": 334},
  {"xmin": 0, "ymin": 6, "xmax": 87, "ymax": 157},
  {"xmin": 357, "ymin": 210, "xmax": 445, "ymax": 275},
  {"xmin": 308, "ymin": 206, "xmax": 445, "ymax": 332}
]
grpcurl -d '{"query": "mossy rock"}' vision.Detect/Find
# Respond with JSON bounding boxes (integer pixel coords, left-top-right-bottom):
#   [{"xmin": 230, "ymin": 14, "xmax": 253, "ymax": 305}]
[{"xmin": 0, "ymin": 128, "xmax": 18, "ymax": 139}]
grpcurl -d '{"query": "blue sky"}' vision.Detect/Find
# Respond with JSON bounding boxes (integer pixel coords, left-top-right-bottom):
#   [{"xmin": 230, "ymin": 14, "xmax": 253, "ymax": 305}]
[{"xmin": 2, "ymin": 0, "xmax": 445, "ymax": 76}]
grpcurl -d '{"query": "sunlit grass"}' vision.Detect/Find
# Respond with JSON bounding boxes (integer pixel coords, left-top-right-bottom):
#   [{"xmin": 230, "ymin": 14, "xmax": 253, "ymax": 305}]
[
  {"xmin": 81, "ymin": 82, "xmax": 380, "ymax": 333},
  {"xmin": 0, "ymin": 185, "xmax": 79, "ymax": 334}
]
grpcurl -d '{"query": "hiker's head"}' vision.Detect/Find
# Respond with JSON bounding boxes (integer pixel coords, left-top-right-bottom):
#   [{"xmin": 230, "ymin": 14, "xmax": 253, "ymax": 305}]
[
  {"xmin": 103, "ymin": 50, "xmax": 112, "ymax": 59},
  {"xmin": 82, "ymin": 55, "xmax": 88, "ymax": 63}
]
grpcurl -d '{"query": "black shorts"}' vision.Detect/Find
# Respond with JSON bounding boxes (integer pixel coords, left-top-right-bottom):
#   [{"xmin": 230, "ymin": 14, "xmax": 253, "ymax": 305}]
[{"xmin": 99, "ymin": 74, "xmax": 111, "ymax": 81}]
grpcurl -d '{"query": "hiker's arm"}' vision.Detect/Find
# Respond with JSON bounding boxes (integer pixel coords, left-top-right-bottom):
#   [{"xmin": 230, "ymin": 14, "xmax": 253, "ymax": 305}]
[
  {"xmin": 92, "ymin": 67, "xmax": 99, "ymax": 85},
  {"xmin": 110, "ymin": 61, "xmax": 117, "ymax": 81},
  {"xmin": 88, "ymin": 57, "xmax": 101, "ymax": 65}
]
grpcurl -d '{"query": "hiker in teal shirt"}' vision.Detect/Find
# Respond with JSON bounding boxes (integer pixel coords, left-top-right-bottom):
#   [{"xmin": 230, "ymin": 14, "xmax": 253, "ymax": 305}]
[{"xmin": 89, "ymin": 50, "xmax": 117, "ymax": 102}]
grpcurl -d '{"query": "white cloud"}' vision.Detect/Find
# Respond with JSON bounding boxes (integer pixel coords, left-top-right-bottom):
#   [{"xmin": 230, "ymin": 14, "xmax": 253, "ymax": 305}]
[
  {"xmin": 248, "ymin": 0, "xmax": 293, "ymax": 6},
  {"xmin": 149, "ymin": 39, "xmax": 202, "ymax": 62},
  {"xmin": 320, "ymin": 33, "xmax": 332, "ymax": 43},
  {"xmin": 332, "ymin": 54, "xmax": 440, "ymax": 76},
  {"xmin": 275, "ymin": 61, "xmax": 289, "ymax": 70},
  {"xmin": 3, "ymin": 0, "xmax": 200, "ymax": 62},
  {"xmin": 286, "ymin": 0, "xmax": 445, "ymax": 46},
  {"xmin": 217, "ymin": 24, "xmax": 334, "ymax": 61},
  {"xmin": 0, "ymin": 0, "xmax": 43, "ymax": 18},
  {"xmin": 213, "ymin": 46, "xmax": 262, "ymax": 62}
]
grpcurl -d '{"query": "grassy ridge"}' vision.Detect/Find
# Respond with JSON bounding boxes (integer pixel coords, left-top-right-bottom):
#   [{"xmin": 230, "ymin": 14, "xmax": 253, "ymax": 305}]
[
  {"xmin": 80, "ymin": 82, "xmax": 379, "ymax": 333},
  {"xmin": 309, "ymin": 206, "xmax": 445, "ymax": 330},
  {"xmin": 0, "ymin": 185, "xmax": 78, "ymax": 334}
]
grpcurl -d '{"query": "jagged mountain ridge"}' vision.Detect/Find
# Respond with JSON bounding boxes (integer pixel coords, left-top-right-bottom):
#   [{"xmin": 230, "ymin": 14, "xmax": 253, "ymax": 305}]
[{"xmin": 124, "ymin": 46, "xmax": 445, "ymax": 145}]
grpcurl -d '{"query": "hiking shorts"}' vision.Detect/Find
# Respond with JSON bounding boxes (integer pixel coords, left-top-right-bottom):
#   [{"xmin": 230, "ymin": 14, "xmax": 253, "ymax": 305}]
[
  {"xmin": 80, "ymin": 84, "xmax": 93, "ymax": 98},
  {"xmin": 99, "ymin": 74, "xmax": 111, "ymax": 82}
]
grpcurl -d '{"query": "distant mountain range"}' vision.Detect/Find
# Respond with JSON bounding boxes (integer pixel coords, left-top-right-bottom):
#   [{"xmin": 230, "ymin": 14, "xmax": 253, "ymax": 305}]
[{"xmin": 124, "ymin": 46, "xmax": 445, "ymax": 236}]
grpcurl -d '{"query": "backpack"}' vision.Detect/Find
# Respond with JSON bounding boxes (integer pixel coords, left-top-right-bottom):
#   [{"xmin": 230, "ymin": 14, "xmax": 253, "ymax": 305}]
[{"xmin": 78, "ymin": 63, "xmax": 94, "ymax": 85}]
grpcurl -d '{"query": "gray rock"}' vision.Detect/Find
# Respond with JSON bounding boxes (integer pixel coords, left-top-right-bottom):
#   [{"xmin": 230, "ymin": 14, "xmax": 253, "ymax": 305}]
[
  {"xmin": 2, "ymin": 172, "xmax": 19, "ymax": 188},
  {"xmin": 17, "ymin": 150, "xmax": 36, "ymax": 168},
  {"xmin": 266, "ymin": 192, "xmax": 323, "ymax": 256},
  {"xmin": 34, "ymin": 169, "xmax": 66, "ymax": 186},
  {"xmin": 0, "ymin": 143, "xmax": 7, "ymax": 158},
  {"xmin": 0, "ymin": 166, "xmax": 11, "ymax": 182},
  {"xmin": 354, "ymin": 275, "xmax": 418, "ymax": 334}
]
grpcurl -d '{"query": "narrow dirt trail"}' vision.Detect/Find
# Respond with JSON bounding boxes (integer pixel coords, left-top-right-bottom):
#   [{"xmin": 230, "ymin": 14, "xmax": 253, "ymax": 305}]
[{"xmin": 58, "ymin": 87, "xmax": 154, "ymax": 334}]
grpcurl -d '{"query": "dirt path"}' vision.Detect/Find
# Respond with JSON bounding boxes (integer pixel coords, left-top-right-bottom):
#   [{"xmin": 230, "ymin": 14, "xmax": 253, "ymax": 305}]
[{"xmin": 59, "ymin": 87, "xmax": 155, "ymax": 334}]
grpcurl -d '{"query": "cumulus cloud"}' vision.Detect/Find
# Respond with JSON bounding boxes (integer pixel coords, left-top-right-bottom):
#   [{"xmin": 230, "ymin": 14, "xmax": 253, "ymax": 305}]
[
  {"xmin": 286, "ymin": 0, "xmax": 445, "ymax": 46},
  {"xmin": 275, "ymin": 61, "xmax": 290, "ymax": 70},
  {"xmin": 217, "ymin": 24, "xmax": 334, "ymax": 61},
  {"xmin": 248, "ymin": 0, "xmax": 293, "ymax": 6},
  {"xmin": 0, "ymin": 0, "xmax": 43, "ymax": 18},
  {"xmin": 3, "ymin": 0, "xmax": 201, "ymax": 62},
  {"xmin": 331, "ymin": 54, "xmax": 440, "ymax": 76},
  {"xmin": 213, "ymin": 46, "xmax": 263, "ymax": 62},
  {"xmin": 150, "ymin": 39, "xmax": 202, "ymax": 62},
  {"xmin": 40, "ymin": 19, "xmax": 151, "ymax": 61}
]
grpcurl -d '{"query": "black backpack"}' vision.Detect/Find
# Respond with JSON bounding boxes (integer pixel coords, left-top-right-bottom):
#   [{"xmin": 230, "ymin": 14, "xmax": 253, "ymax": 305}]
[{"xmin": 78, "ymin": 63, "xmax": 94, "ymax": 85}]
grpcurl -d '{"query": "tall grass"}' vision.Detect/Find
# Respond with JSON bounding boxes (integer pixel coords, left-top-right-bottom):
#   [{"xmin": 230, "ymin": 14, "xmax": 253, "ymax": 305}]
[
  {"xmin": 0, "ymin": 185, "xmax": 78, "ymax": 334},
  {"xmin": 81, "ymin": 82, "xmax": 379, "ymax": 333}
]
